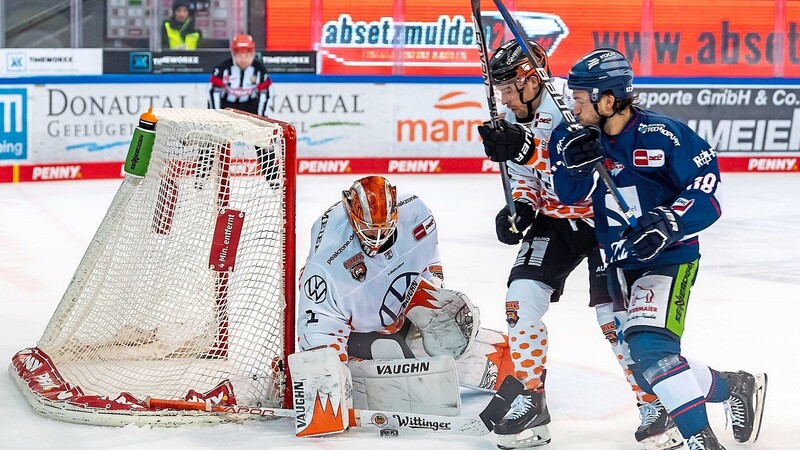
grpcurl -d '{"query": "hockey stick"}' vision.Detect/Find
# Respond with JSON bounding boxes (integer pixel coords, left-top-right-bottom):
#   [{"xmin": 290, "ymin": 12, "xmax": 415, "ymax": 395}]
[
  {"xmin": 490, "ymin": 0, "xmax": 638, "ymax": 227},
  {"xmin": 146, "ymin": 397, "xmax": 493, "ymax": 436},
  {"xmin": 470, "ymin": 0, "xmax": 518, "ymax": 233}
]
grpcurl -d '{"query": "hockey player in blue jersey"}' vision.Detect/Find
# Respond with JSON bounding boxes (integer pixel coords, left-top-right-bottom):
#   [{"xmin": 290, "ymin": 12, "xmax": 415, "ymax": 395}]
[{"xmin": 547, "ymin": 48, "xmax": 767, "ymax": 449}]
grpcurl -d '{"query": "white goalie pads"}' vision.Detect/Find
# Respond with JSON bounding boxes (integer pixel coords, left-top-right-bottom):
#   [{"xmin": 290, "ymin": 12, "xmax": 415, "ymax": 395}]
[
  {"xmin": 455, "ymin": 328, "xmax": 515, "ymax": 392},
  {"xmin": 348, "ymin": 355, "xmax": 461, "ymax": 416},
  {"xmin": 404, "ymin": 276, "xmax": 480, "ymax": 359},
  {"xmin": 288, "ymin": 347, "xmax": 353, "ymax": 437}
]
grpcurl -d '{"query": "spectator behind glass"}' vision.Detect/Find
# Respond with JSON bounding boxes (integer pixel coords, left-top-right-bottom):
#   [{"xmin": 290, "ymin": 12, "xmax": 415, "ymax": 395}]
[{"xmin": 162, "ymin": 0, "xmax": 201, "ymax": 50}]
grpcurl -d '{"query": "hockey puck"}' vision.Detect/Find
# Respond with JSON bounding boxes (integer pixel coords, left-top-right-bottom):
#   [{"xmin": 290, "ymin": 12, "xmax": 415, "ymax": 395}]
[{"xmin": 380, "ymin": 428, "xmax": 399, "ymax": 438}]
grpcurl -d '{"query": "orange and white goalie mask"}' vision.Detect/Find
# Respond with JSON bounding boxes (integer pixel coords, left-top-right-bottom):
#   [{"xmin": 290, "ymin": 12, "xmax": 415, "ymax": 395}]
[{"xmin": 342, "ymin": 176, "xmax": 398, "ymax": 257}]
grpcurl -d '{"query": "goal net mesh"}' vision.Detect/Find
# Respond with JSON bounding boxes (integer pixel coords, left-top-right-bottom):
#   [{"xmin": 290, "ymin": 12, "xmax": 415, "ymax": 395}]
[{"xmin": 11, "ymin": 109, "xmax": 295, "ymax": 424}]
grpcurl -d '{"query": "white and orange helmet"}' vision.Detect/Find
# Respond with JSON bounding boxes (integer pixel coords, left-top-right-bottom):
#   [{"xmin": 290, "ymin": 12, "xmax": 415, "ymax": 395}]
[{"xmin": 342, "ymin": 176, "xmax": 398, "ymax": 257}]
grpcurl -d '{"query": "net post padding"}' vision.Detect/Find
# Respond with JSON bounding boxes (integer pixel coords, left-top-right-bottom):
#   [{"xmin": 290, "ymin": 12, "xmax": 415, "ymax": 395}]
[{"xmin": 9, "ymin": 108, "xmax": 296, "ymax": 426}]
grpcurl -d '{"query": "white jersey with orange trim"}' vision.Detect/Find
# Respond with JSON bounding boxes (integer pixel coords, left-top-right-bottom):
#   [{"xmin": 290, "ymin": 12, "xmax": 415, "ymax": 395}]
[
  {"xmin": 297, "ymin": 194, "xmax": 442, "ymax": 361},
  {"xmin": 504, "ymin": 77, "xmax": 593, "ymax": 219}
]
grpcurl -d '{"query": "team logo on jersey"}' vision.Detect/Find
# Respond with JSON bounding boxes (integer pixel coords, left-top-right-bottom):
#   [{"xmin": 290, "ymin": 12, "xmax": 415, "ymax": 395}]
[
  {"xmin": 343, "ymin": 253, "xmax": 368, "ymax": 281},
  {"xmin": 533, "ymin": 112, "xmax": 553, "ymax": 129},
  {"xmin": 412, "ymin": 215, "xmax": 436, "ymax": 241},
  {"xmin": 631, "ymin": 286, "xmax": 654, "ymax": 305},
  {"xmin": 350, "ymin": 262, "xmax": 367, "ymax": 282},
  {"xmin": 632, "ymin": 149, "xmax": 665, "ymax": 167},
  {"xmin": 600, "ymin": 321, "xmax": 619, "ymax": 344},
  {"xmin": 343, "ymin": 253, "xmax": 364, "ymax": 269},
  {"xmin": 672, "ymin": 198, "xmax": 695, "ymax": 216},
  {"xmin": 303, "ymin": 275, "xmax": 328, "ymax": 304},
  {"xmin": 505, "ymin": 301, "xmax": 520, "ymax": 327}
]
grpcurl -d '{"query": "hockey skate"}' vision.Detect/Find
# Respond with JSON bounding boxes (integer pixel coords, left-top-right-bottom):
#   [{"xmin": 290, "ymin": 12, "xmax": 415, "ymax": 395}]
[
  {"xmin": 635, "ymin": 400, "xmax": 684, "ymax": 450},
  {"xmin": 720, "ymin": 370, "xmax": 768, "ymax": 443},
  {"xmin": 686, "ymin": 427, "xmax": 725, "ymax": 450},
  {"xmin": 494, "ymin": 388, "xmax": 551, "ymax": 449}
]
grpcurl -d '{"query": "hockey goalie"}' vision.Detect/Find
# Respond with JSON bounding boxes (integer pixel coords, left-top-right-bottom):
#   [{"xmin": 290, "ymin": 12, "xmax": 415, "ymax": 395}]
[{"xmin": 290, "ymin": 176, "xmax": 516, "ymax": 437}]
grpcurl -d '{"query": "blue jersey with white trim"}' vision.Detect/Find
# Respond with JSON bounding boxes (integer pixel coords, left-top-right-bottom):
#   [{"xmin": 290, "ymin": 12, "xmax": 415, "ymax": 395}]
[{"xmin": 548, "ymin": 107, "xmax": 722, "ymax": 269}]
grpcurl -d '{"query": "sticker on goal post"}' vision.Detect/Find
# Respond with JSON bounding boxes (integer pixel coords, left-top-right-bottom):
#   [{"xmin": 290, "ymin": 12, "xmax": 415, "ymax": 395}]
[{"xmin": 209, "ymin": 209, "xmax": 245, "ymax": 271}]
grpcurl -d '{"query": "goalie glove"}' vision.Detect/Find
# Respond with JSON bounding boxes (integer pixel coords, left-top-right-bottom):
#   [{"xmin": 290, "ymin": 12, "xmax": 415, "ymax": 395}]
[{"xmin": 404, "ymin": 276, "xmax": 480, "ymax": 359}]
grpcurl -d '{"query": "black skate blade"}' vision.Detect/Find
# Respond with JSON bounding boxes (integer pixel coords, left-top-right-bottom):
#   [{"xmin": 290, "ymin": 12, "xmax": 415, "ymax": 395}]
[
  {"xmin": 480, "ymin": 376, "xmax": 524, "ymax": 432},
  {"xmin": 751, "ymin": 372, "xmax": 768, "ymax": 443}
]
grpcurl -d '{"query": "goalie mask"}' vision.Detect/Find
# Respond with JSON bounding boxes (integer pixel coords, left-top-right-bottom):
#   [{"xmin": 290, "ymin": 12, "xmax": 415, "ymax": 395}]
[{"xmin": 342, "ymin": 176, "xmax": 398, "ymax": 257}]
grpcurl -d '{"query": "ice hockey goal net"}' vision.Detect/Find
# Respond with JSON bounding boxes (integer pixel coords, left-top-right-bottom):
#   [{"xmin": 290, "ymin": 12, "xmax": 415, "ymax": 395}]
[{"xmin": 9, "ymin": 109, "xmax": 296, "ymax": 426}]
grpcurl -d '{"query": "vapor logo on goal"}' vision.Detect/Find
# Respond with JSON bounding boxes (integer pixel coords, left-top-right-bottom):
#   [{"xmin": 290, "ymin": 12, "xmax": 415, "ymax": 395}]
[{"xmin": 0, "ymin": 88, "xmax": 27, "ymax": 160}]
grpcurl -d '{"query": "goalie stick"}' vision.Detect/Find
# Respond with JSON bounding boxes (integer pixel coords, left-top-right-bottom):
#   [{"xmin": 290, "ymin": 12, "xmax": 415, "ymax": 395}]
[
  {"xmin": 489, "ymin": 0, "xmax": 638, "ymax": 227},
  {"xmin": 470, "ymin": 0, "xmax": 518, "ymax": 233},
  {"xmin": 146, "ymin": 377, "xmax": 520, "ymax": 437}
]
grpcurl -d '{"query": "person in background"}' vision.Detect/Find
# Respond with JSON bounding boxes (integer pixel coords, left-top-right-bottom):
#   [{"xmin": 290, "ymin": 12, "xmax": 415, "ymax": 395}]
[
  {"xmin": 208, "ymin": 34, "xmax": 275, "ymax": 185},
  {"xmin": 162, "ymin": 0, "xmax": 201, "ymax": 50},
  {"xmin": 208, "ymin": 34, "xmax": 271, "ymax": 116}
]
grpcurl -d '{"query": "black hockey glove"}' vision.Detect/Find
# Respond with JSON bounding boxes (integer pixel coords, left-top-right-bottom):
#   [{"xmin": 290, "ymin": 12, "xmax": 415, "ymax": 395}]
[
  {"xmin": 623, "ymin": 206, "xmax": 684, "ymax": 261},
  {"xmin": 561, "ymin": 125, "xmax": 604, "ymax": 176},
  {"xmin": 478, "ymin": 120, "xmax": 536, "ymax": 164},
  {"xmin": 495, "ymin": 201, "xmax": 536, "ymax": 245}
]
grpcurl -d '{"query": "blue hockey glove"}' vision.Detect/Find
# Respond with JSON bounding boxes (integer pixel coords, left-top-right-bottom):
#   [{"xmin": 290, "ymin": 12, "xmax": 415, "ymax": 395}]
[
  {"xmin": 478, "ymin": 120, "xmax": 536, "ymax": 164},
  {"xmin": 561, "ymin": 125, "xmax": 604, "ymax": 176},
  {"xmin": 495, "ymin": 201, "xmax": 535, "ymax": 245},
  {"xmin": 623, "ymin": 206, "xmax": 684, "ymax": 261}
]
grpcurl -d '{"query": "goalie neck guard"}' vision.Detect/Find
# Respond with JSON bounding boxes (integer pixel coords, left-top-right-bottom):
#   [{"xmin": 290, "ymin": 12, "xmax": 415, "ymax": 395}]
[{"xmin": 342, "ymin": 176, "xmax": 398, "ymax": 258}]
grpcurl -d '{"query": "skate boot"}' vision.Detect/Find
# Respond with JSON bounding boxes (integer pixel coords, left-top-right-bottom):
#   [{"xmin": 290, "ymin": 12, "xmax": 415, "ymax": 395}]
[
  {"xmin": 720, "ymin": 370, "xmax": 768, "ymax": 443},
  {"xmin": 686, "ymin": 427, "xmax": 726, "ymax": 450},
  {"xmin": 635, "ymin": 399, "xmax": 684, "ymax": 450},
  {"xmin": 494, "ymin": 388, "xmax": 551, "ymax": 449}
]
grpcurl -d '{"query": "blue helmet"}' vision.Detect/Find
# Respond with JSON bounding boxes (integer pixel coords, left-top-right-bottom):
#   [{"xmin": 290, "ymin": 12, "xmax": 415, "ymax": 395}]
[{"xmin": 568, "ymin": 48, "xmax": 634, "ymax": 103}]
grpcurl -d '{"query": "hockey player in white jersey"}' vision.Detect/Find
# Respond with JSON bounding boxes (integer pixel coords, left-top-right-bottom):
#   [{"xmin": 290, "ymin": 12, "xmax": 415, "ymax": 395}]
[
  {"xmin": 476, "ymin": 39, "xmax": 681, "ymax": 450},
  {"xmin": 292, "ymin": 176, "xmax": 513, "ymax": 436}
]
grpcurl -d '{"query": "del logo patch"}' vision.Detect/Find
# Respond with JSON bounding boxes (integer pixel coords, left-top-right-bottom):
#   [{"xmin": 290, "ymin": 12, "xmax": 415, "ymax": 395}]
[
  {"xmin": 412, "ymin": 215, "xmax": 436, "ymax": 241},
  {"xmin": 533, "ymin": 112, "xmax": 553, "ymax": 129},
  {"xmin": 632, "ymin": 149, "xmax": 665, "ymax": 167}
]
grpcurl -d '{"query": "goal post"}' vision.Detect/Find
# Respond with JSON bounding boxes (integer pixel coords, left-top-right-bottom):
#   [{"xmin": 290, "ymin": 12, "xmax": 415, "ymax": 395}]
[{"xmin": 9, "ymin": 109, "xmax": 297, "ymax": 426}]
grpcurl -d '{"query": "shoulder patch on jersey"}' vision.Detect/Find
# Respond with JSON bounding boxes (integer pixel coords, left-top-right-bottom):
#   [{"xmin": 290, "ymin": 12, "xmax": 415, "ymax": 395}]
[
  {"xmin": 632, "ymin": 149, "xmax": 665, "ymax": 167},
  {"xmin": 692, "ymin": 148, "xmax": 717, "ymax": 168},
  {"xmin": 533, "ymin": 112, "xmax": 553, "ymax": 129},
  {"xmin": 412, "ymin": 215, "xmax": 436, "ymax": 241},
  {"xmin": 303, "ymin": 275, "xmax": 328, "ymax": 304},
  {"xmin": 671, "ymin": 198, "xmax": 695, "ymax": 216}
]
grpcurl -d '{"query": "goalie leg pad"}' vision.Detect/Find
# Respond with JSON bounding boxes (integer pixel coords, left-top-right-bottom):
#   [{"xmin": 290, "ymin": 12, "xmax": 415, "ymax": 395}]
[
  {"xmin": 347, "ymin": 355, "xmax": 460, "ymax": 416},
  {"xmin": 455, "ymin": 328, "xmax": 515, "ymax": 391},
  {"xmin": 288, "ymin": 347, "xmax": 352, "ymax": 437}
]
